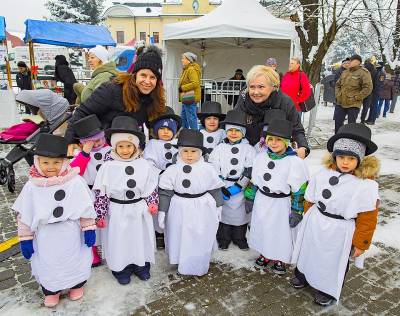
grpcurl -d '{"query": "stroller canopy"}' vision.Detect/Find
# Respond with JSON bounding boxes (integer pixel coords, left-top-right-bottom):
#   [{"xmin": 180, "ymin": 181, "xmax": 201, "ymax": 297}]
[{"xmin": 16, "ymin": 90, "xmax": 69, "ymax": 124}]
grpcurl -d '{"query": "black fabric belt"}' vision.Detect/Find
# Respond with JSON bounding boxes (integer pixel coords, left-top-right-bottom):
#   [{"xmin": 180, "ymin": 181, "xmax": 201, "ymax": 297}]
[
  {"xmin": 174, "ymin": 191, "xmax": 207, "ymax": 199},
  {"xmin": 88, "ymin": 184, "xmax": 93, "ymax": 190},
  {"xmin": 259, "ymin": 188, "xmax": 291, "ymax": 198},
  {"xmin": 317, "ymin": 206, "xmax": 347, "ymax": 220},
  {"xmin": 110, "ymin": 197, "xmax": 143, "ymax": 204},
  {"xmin": 224, "ymin": 177, "xmax": 240, "ymax": 182}
]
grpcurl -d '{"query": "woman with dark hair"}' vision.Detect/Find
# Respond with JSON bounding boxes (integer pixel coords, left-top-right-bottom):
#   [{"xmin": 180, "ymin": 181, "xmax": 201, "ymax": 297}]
[
  {"xmin": 65, "ymin": 46, "xmax": 166, "ymax": 146},
  {"xmin": 54, "ymin": 55, "xmax": 77, "ymax": 105}
]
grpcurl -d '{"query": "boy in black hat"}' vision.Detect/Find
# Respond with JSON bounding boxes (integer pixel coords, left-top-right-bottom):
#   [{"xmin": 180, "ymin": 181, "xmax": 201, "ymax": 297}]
[
  {"xmin": 198, "ymin": 101, "xmax": 226, "ymax": 158},
  {"xmin": 209, "ymin": 109, "xmax": 256, "ymax": 250},
  {"xmin": 71, "ymin": 114, "xmax": 111, "ymax": 266},
  {"xmin": 93, "ymin": 116, "xmax": 159, "ymax": 285},
  {"xmin": 13, "ymin": 134, "xmax": 97, "ymax": 307},
  {"xmin": 291, "ymin": 123, "xmax": 380, "ymax": 306},
  {"xmin": 248, "ymin": 119, "xmax": 309, "ymax": 274},
  {"xmin": 157, "ymin": 129, "xmax": 224, "ymax": 276}
]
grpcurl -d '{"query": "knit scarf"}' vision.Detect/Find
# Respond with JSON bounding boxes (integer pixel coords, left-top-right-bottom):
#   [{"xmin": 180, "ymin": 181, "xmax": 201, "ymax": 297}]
[
  {"xmin": 267, "ymin": 147, "xmax": 297, "ymax": 160},
  {"xmin": 237, "ymin": 91, "xmax": 280, "ymax": 117},
  {"xmin": 29, "ymin": 164, "xmax": 79, "ymax": 187}
]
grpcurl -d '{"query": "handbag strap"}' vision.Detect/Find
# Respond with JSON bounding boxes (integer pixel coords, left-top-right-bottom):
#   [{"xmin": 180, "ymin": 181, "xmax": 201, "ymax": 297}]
[{"xmin": 298, "ymin": 71, "xmax": 303, "ymax": 95}]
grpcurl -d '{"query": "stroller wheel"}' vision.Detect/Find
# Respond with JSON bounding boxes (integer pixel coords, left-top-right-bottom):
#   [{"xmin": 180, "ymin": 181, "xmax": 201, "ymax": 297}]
[
  {"xmin": 7, "ymin": 168, "xmax": 15, "ymax": 193},
  {"xmin": 0, "ymin": 162, "xmax": 8, "ymax": 185}
]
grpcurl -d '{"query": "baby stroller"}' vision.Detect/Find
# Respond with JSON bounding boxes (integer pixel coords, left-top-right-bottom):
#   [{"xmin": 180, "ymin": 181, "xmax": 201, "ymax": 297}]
[{"xmin": 0, "ymin": 89, "xmax": 71, "ymax": 192}]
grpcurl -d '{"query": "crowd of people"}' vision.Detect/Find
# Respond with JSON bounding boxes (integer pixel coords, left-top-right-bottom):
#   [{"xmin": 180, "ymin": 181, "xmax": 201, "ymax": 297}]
[{"xmin": 11, "ymin": 46, "xmax": 381, "ymax": 309}]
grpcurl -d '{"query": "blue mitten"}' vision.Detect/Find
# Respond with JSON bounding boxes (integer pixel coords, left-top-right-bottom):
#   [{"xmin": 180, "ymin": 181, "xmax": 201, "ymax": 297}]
[
  {"xmin": 221, "ymin": 187, "xmax": 231, "ymax": 201},
  {"xmin": 20, "ymin": 240, "xmax": 34, "ymax": 259},
  {"xmin": 84, "ymin": 230, "xmax": 96, "ymax": 247},
  {"xmin": 227, "ymin": 184, "xmax": 242, "ymax": 197}
]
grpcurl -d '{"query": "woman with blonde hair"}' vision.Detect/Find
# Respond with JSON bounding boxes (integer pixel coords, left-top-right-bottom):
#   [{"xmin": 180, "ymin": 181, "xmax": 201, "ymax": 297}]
[
  {"xmin": 65, "ymin": 46, "xmax": 167, "ymax": 144},
  {"xmin": 234, "ymin": 65, "xmax": 309, "ymax": 158}
]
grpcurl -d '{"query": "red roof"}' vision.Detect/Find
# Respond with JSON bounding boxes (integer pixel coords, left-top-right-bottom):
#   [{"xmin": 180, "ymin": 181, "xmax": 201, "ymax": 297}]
[{"xmin": 6, "ymin": 31, "xmax": 25, "ymax": 47}]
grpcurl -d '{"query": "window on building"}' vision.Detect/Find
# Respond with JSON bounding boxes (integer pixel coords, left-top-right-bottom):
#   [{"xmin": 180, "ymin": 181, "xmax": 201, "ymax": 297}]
[
  {"xmin": 116, "ymin": 31, "xmax": 124, "ymax": 44},
  {"xmin": 153, "ymin": 32, "xmax": 159, "ymax": 44},
  {"xmin": 140, "ymin": 32, "xmax": 146, "ymax": 42}
]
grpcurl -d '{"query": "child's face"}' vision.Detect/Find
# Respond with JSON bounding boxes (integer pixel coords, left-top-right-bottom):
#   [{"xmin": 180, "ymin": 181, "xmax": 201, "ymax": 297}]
[
  {"xmin": 180, "ymin": 147, "xmax": 201, "ymax": 164},
  {"xmin": 226, "ymin": 128, "xmax": 243, "ymax": 143},
  {"xmin": 204, "ymin": 116, "xmax": 219, "ymax": 132},
  {"xmin": 93, "ymin": 139, "xmax": 104, "ymax": 148},
  {"xmin": 38, "ymin": 156, "xmax": 64, "ymax": 177},
  {"xmin": 336, "ymin": 155, "xmax": 358, "ymax": 173},
  {"xmin": 158, "ymin": 127, "xmax": 174, "ymax": 141},
  {"xmin": 116, "ymin": 141, "xmax": 136, "ymax": 159},
  {"xmin": 266, "ymin": 136, "xmax": 287, "ymax": 155}
]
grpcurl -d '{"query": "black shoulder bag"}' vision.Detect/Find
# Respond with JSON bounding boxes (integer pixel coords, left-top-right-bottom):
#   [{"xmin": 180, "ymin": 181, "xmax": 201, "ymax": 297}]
[{"xmin": 298, "ymin": 72, "xmax": 316, "ymax": 112}]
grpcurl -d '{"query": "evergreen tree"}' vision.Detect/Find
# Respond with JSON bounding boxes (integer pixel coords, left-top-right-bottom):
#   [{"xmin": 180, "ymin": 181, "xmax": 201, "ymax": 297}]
[{"xmin": 46, "ymin": 0, "xmax": 105, "ymax": 25}]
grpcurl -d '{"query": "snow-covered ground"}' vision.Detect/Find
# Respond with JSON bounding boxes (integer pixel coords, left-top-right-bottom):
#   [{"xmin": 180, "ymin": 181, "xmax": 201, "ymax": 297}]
[{"xmin": 0, "ymin": 104, "xmax": 399, "ymax": 315}]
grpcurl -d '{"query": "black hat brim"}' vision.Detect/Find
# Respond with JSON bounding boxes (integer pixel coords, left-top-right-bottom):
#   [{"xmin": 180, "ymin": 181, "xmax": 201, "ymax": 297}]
[
  {"xmin": 220, "ymin": 120, "xmax": 247, "ymax": 128},
  {"xmin": 77, "ymin": 127, "xmax": 103, "ymax": 139},
  {"xmin": 105, "ymin": 128, "xmax": 146, "ymax": 145},
  {"xmin": 197, "ymin": 113, "xmax": 226, "ymax": 120},
  {"xmin": 148, "ymin": 113, "xmax": 182, "ymax": 130},
  {"xmin": 265, "ymin": 131, "xmax": 291, "ymax": 140},
  {"xmin": 32, "ymin": 149, "xmax": 67, "ymax": 158},
  {"xmin": 172, "ymin": 144, "xmax": 207, "ymax": 155},
  {"xmin": 327, "ymin": 133, "xmax": 377, "ymax": 155}
]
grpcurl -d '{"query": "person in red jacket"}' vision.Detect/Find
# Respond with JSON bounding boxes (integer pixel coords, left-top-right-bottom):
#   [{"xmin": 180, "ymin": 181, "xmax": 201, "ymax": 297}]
[{"xmin": 281, "ymin": 58, "xmax": 312, "ymax": 117}]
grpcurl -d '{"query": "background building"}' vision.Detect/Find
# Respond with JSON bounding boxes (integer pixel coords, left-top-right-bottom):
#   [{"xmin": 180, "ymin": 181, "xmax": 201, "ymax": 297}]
[{"xmin": 103, "ymin": 0, "xmax": 221, "ymax": 46}]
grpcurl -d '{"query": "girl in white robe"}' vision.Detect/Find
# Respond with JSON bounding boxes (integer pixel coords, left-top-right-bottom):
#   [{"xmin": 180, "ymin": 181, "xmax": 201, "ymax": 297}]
[
  {"xmin": 157, "ymin": 129, "xmax": 224, "ymax": 276},
  {"xmin": 248, "ymin": 119, "xmax": 309, "ymax": 275},
  {"xmin": 93, "ymin": 116, "xmax": 159, "ymax": 285},
  {"xmin": 13, "ymin": 134, "xmax": 97, "ymax": 308},
  {"xmin": 291, "ymin": 123, "xmax": 380, "ymax": 306}
]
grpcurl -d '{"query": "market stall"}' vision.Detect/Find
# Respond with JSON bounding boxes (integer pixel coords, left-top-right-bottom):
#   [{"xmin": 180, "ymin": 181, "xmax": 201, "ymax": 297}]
[{"xmin": 0, "ymin": 16, "xmax": 12, "ymax": 89}]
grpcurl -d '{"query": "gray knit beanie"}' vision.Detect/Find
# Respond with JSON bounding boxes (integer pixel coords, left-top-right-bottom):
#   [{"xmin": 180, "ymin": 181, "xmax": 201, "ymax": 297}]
[{"xmin": 183, "ymin": 52, "xmax": 197, "ymax": 63}]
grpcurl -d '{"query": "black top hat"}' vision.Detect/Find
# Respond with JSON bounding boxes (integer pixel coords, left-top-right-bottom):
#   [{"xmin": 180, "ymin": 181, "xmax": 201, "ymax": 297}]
[
  {"xmin": 266, "ymin": 119, "xmax": 293, "ymax": 140},
  {"xmin": 327, "ymin": 123, "xmax": 377, "ymax": 155},
  {"xmin": 32, "ymin": 134, "xmax": 68, "ymax": 158},
  {"xmin": 174, "ymin": 129, "xmax": 206, "ymax": 154},
  {"xmin": 73, "ymin": 114, "xmax": 102, "ymax": 139},
  {"xmin": 105, "ymin": 116, "xmax": 145, "ymax": 145},
  {"xmin": 197, "ymin": 101, "xmax": 226, "ymax": 121},
  {"xmin": 220, "ymin": 109, "xmax": 247, "ymax": 128},
  {"xmin": 148, "ymin": 106, "xmax": 182, "ymax": 130},
  {"xmin": 262, "ymin": 109, "xmax": 287, "ymax": 127}
]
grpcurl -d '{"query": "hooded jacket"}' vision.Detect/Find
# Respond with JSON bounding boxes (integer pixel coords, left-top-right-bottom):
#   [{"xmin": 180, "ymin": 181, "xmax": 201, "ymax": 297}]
[{"xmin": 179, "ymin": 62, "xmax": 202, "ymax": 103}]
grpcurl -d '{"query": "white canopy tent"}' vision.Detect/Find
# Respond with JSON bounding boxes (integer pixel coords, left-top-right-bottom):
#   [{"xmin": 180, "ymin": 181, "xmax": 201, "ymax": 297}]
[{"xmin": 163, "ymin": 0, "xmax": 298, "ymax": 108}]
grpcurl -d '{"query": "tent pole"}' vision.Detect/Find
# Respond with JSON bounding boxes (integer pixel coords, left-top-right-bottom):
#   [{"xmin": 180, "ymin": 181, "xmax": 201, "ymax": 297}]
[
  {"xmin": 28, "ymin": 40, "xmax": 36, "ymax": 85},
  {"xmin": 3, "ymin": 39, "xmax": 12, "ymax": 89}
]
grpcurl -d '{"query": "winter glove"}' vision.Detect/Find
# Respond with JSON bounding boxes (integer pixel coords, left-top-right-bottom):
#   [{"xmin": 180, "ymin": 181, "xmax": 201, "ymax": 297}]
[
  {"xmin": 96, "ymin": 218, "xmax": 106, "ymax": 228},
  {"xmin": 221, "ymin": 187, "xmax": 231, "ymax": 201},
  {"xmin": 227, "ymin": 184, "xmax": 242, "ymax": 197},
  {"xmin": 148, "ymin": 203, "xmax": 158, "ymax": 215},
  {"xmin": 217, "ymin": 206, "xmax": 222, "ymax": 221},
  {"xmin": 289, "ymin": 211, "xmax": 303, "ymax": 228},
  {"xmin": 20, "ymin": 240, "xmax": 34, "ymax": 260},
  {"xmin": 158, "ymin": 212, "xmax": 166, "ymax": 230},
  {"xmin": 84, "ymin": 230, "xmax": 96, "ymax": 247},
  {"xmin": 245, "ymin": 199, "xmax": 254, "ymax": 214}
]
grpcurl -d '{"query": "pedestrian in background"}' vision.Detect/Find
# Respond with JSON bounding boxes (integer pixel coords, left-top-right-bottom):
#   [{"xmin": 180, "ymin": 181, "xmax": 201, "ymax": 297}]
[
  {"xmin": 390, "ymin": 67, "xmax": 400, "ymax": 113},
  {"xmin": 54, "ymin": 55, "xmax": 77, "ymax": 105},
  {"xmin": 16, "ymin": 61, "xmax": 32, "ymax": 113},
  {"xmin": 376, "ymin": 73, "xmax": 394, "ymax": 118}
]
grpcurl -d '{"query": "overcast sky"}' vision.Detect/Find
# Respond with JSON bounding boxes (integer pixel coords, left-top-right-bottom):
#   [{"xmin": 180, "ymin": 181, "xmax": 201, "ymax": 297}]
[{"xmin": 2, "ymin": 0, "xmax": 114, "ymax": 33}]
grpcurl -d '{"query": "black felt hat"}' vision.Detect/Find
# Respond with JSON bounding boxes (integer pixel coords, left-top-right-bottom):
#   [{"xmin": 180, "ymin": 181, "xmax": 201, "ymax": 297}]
[
  {"xmin": 105, "ymin": 116, "xmax": 145, "ymax": 145},
  {"xmin": 73, "ymin": 114, "xmax": 102, "ymax": 139},
  {"xmin": 148, "ymin": 106, "xmax": 182, "ymax": 130},
  {"xmin": 266, "ymin": 119, "xmax": 293, "ymax": 140},
  {"xmin": 220, "ymin": 109, "xmax": 247, "ymax": 128},
  {"xmin": 197, "ymin": 101, "xmax": 226, "ymax": 122},
  {"xmin": 174, "ymin": 129, "xmax": 206, "ymax": 154},
  {"xmin": 327, "ymin": 123, "xmax": 377, "ymax": 155},
  {"xmin": 32, "ymin": 134, "xmax": 68, "ymax": 158},
  {"xmin": 262, "ymin": 109, "xmax": 287, "ymax": 127}
]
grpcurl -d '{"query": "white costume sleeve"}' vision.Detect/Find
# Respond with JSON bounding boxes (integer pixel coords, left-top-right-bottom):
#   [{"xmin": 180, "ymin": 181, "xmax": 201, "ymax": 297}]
[
  {"xmin": 288, "ymin": 156, "xmax": 310, "ymax": 193},
  {"xmin": 12, "ymin": 182, "xmax": 34, "ymax": 229}
]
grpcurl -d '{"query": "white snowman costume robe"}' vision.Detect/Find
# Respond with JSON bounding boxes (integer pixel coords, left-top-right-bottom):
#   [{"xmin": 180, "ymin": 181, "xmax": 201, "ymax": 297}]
[
  {"xmin": 12, "ymin": 175, "xmax": 96, "ymax": 292},
  {"xmin": 93, "ymin": 157, "xmax": 159, "ymax": 272},
  {"xmin": 291, "ymin": 167, "xmax": 379, "ymax": 301},
  {"xmin": 200, "ymin": 129, "xmax": 226, "ymax": 156},
  {"xmin": 249, "ymin": 153, "xmax": 309, "ymax": 263},
  {"xmin": 159, "ymin": 156, "xmax": 224, "ymax": 276},
  {"xmin": 209, "ymin": 139, "xmax": 256, "ymax": 226},
  {"xmin": 143, "ymin": 139, "xmax": 178, "ymax": 171},
  {"xmin": 76, "ymin": 145, "xmax": 111, "ymax": 186}
]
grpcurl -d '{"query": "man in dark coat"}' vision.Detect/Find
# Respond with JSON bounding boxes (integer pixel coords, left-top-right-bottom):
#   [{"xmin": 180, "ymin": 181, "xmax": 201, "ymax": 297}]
[
  {"xmin": 54, "ymin": 55, "xmax": 77, "ymax": 104},
  {"xmin": 16, "ymin": 61, "xmax": 33, "ymax": 113},
  {"xmin": 360, "ymin": 59, "xmax": 377, "ymax": 123},
  {"xmin": 365, "ymin": 61, "xmax": 386, "ymax": 125}
]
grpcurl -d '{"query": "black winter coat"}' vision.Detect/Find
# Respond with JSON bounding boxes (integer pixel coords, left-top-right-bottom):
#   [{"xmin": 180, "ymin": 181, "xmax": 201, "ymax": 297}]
[
  {"xmin": 16, "ymin": 71, "xmax": 32, "ymax": 90},
  {"xmin": 65, "ymin": 81, "xmax": 152, "ymax": 144},
  {"xmin": 234, "ymin": 90, "xmax": 309, "ymax": 152}
]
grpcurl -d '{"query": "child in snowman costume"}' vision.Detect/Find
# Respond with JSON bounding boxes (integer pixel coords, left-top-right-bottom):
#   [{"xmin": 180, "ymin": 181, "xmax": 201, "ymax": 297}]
[
  {"xmin": 248, "ymin": 119, "xmax": 309, "ymax": 274},
  {"xmin": 93, "ymin": 116, "xmax": 159, "ymax": 285},
  {"xmin": 143, "ymin": 106, "xmax": 182, "ymax": 249},
  {"xmin": 209, "ymin": 109, "xmax": 256, "ymax": 250},
  {"xmin": 157, "ymin": 129, "xmax": 225, "ymax": 276},
  {"xmin": 291, "ymin": 123, "xmax": 380, "ymax": 306},
  {"xmin": 13, "ymin": 134, "xmax": 97, "ymax": 307},
  {"xmin": 197, "ymin": 101, "xmax": 226, "ymax": 158},
  {"xmin": 70, "ymin": 114, "xmax": 111, "ymax": 267}
]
